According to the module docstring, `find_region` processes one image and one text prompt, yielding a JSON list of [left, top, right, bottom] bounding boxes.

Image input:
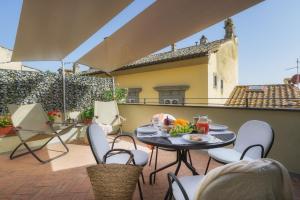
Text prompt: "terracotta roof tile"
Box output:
[[84, 39, 228, 75], [225, 84, 300, 109]]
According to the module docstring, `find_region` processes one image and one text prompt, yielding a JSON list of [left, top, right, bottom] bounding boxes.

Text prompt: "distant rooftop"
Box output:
[[226, 84, 300, 109], [85, 38, 229, 75]]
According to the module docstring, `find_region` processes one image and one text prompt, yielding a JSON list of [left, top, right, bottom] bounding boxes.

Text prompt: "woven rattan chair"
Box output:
[[87, 123, 148, 199], [87, 163, 143, 199], [94, 101, 126, 135], [8, 103, 74, 163]]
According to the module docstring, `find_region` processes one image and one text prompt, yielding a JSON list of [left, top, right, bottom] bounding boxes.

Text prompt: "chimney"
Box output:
[[224, 18, 235, 39], [171, 43, 176, 51], [72, 63, 80, 74], [200, 35, 208, 45]]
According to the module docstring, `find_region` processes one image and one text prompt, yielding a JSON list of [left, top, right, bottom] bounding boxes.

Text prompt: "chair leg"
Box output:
[[164, 188, 173, 200], [187, 150, 193, 166], [141, 171, 145, 184], [137, 179, 144, 200], [149, 147, 154, 166], [10, 135, 69, 164], [153, 146, 159, 184], [204, 156, 211, 175]]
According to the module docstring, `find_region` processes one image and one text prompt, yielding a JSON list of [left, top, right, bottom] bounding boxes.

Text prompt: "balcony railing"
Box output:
[[123, 97, 300, 110]]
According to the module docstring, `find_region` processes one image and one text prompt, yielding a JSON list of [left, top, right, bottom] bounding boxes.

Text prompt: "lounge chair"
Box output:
[[87, 123, 148, 199], [166, 159, 293, 200], [94, 101, 125, 135], [205, 120, 274, 174], [8, 103, 74, 163]]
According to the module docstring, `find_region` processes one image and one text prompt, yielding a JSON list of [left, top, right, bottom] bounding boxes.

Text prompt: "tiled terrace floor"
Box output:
[[0, 140, 299, 200]]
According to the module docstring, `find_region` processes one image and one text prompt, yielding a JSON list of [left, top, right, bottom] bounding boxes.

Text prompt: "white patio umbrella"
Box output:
[[11, 0, 132, 118], [78, 0, 263, 72]]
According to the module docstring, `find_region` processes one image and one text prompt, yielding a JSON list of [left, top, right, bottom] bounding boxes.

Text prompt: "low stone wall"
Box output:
[[0, 70, 112, 113]]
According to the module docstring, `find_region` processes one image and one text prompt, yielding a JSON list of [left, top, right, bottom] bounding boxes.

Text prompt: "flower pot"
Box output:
[[0, 126, 15, 137], [83, 119, 93, 125]]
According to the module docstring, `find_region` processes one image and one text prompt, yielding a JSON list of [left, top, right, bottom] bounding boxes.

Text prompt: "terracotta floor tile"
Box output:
[[0, 141, 299, 200]]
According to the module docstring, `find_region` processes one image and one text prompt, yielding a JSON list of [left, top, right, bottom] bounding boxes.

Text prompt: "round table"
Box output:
[[135, 128, 236, 184]]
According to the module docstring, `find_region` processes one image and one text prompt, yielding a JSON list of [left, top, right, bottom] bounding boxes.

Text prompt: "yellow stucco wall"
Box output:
[[118, 104, 300, 173], [207, 39, 238, 105], [113, 57, 209, 105]]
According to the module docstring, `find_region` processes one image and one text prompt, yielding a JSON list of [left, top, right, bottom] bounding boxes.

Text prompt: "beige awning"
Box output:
[[12, 0, 132, 61], [79, 0, 263, 72]]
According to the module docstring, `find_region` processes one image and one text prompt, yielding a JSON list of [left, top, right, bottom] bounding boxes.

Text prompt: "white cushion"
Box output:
[[208, 148, 253, 164], [234, 120, 273, 159], [105, 150, 148, 166], [172, 175, 203, 200]]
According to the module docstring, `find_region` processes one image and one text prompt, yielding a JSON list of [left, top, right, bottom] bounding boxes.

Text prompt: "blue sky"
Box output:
[[0, 0, 299, 85]]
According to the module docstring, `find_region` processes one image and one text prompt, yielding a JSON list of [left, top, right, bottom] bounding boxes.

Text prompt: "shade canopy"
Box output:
[[79, 0, 263, 72], [12, 0, 132, 61]]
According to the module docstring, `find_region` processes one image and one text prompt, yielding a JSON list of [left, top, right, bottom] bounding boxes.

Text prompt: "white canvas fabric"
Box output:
[[8, 103, 54, 141], [172, 159, 293, 200], [94, 101, 121, 127], [79, 0, 263, 72], [12, 0, 132, 61]]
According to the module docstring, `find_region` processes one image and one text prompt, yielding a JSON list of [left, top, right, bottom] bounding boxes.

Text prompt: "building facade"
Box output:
[[86, 19, 238, 105], [0, 46, 39, 72]]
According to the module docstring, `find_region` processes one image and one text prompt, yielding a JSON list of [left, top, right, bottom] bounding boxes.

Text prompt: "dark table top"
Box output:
[[135, 129, 236, 150]]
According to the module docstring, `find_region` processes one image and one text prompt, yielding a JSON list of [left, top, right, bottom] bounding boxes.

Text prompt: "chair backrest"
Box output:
[[94, 101, 121, 126], [234, 120, 274, 159], [87, 123, 110, 164], [8, 103, 54, 140], [197, 159, 293, 200]]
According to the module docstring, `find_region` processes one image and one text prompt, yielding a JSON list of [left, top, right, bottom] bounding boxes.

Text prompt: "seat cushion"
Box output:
[[208, 148, 253, 164], [105, 149, 148, 166], [172, 175, 203, 200]]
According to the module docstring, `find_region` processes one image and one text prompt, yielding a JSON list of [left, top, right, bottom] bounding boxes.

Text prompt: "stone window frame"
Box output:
[[154, 85, 190, 105], [126, 88, 142, 103]]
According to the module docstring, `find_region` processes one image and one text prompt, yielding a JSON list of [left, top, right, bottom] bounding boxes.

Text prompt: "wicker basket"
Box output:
[[87, 164, 143, 200]]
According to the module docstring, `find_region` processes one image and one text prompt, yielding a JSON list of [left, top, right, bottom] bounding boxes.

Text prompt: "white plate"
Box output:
[[137, 126, 158, 134], [182, 134, 210, 144], [209, 124, 228, 131]]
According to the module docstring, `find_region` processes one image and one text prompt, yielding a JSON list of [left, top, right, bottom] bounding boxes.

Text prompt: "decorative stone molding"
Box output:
[[154, 85, 189, 105], [127, 88, 142, 103]]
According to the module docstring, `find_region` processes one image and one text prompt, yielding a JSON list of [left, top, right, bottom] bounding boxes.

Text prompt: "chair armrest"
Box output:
[[167, 173, 189, 200], [111, 134, 137, 150], [55, 124, 75, 135], [103, 148, 134, 165], [240, 144, 264, 160]]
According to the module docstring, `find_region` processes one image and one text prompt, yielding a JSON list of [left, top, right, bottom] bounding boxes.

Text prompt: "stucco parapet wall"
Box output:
[[153, 85, 190, 91], [119, 103, 300, 112]]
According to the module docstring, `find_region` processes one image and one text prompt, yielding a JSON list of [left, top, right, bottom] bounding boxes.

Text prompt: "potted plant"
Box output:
[[0, 115, 15, 137], [81, 107, 94, 125], [47, 109, 62, 123]]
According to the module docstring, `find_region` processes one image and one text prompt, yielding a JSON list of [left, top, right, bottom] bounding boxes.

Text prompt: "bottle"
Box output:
[[196, 115, 209, 134], [164, 116, 170, 126]]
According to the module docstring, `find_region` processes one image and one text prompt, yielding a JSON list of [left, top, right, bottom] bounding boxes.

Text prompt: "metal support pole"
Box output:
[[61, 61, 66, 121]]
